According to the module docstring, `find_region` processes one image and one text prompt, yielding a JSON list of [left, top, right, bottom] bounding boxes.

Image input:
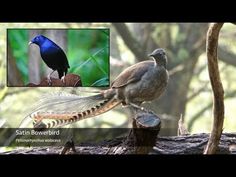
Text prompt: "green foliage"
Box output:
[[68, 29, 109, 86], [8, 29, 28, 83], [8, 29, 110, 86], [177, 48, 189, 62]]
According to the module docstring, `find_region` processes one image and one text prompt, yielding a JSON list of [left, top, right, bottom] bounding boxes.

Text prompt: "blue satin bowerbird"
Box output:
[[29, 35, 70, 84]]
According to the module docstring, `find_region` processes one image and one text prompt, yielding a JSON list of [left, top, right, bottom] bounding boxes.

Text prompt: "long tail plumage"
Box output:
[[27, 90, 121, 129]]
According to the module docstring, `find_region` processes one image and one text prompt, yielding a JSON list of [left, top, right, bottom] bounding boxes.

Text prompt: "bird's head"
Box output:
[[29, 35, 47, 46], [148, 48, 167, 68]]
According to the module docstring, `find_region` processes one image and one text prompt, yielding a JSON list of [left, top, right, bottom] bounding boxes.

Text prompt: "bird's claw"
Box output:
[[129, 103, 145, 111], [47, 75, 52, 86], [61, 76, 66, 84], [60, 139, 76, 154], [48, 80, 52, 86]]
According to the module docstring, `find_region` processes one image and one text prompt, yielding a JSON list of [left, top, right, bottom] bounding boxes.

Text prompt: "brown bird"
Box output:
[[30, 48, 169, 129]]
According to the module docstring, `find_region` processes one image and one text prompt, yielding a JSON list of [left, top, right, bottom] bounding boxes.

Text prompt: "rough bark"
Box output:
[[3, 133, 236, 154], [204, 23, 224, 154]]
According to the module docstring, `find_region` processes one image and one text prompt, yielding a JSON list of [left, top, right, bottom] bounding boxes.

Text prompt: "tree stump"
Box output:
[[26, 74, 82, 87]]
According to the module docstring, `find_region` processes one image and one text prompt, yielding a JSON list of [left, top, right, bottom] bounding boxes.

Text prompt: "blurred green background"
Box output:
[[7, 29, 109, 87]]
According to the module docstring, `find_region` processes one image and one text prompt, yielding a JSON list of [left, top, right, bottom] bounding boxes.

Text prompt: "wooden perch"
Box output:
[[204, 23, 224, 154], [26, 74, 82, 87], [130, 108, 161, 154], [56, 107, 161, 155]]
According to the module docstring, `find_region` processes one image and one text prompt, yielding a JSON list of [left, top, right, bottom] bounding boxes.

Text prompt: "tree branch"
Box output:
[[112, 23, 147, 60], [187, 82, 209, 102], [188, 90, 236, 131], [204, 23, 224, 154], [218, 46, 236, 66], [178, 115, 189, 136]]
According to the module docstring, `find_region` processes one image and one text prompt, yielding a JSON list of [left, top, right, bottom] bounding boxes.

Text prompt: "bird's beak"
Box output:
[[148, 54, 153, 58], [28, 41, 33, 45]]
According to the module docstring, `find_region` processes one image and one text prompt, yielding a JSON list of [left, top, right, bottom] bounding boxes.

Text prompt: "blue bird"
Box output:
[[29, 35, 70, 84]]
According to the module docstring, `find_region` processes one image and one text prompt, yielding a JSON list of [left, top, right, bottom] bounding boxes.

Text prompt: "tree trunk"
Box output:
[[7, 44, 23, 86], [204, 23, 224, 154], [29, 30, 43, 84]]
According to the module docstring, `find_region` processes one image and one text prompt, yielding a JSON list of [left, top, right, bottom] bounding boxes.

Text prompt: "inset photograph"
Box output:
[[7, 29, 110, 87]]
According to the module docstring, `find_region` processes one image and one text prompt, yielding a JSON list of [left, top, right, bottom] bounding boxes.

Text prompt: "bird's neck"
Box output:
[[40, 40, 54, 49], [154, 58, 167, 69]]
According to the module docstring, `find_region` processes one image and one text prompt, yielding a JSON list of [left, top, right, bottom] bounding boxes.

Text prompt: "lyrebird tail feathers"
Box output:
[[29, 91, 120, 129]]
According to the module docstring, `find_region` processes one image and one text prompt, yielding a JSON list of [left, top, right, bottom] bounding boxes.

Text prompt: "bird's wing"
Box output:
[[111, 60, 154, 88], [52, 47, 70, 68], [41, 44, 70, 69]]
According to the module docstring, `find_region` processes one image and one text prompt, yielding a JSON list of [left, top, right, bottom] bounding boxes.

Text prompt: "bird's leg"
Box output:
[[60, 129, 76, 154], [106, 104, 144, 154], [124, 103, 154, 148], [60, 138, 76, 155], [60, 72, 66, 84], [129, 103, 155, 115], [121, 102, 150, 112], [129, 103, 148, 112], [47, 70, 55, 85]]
